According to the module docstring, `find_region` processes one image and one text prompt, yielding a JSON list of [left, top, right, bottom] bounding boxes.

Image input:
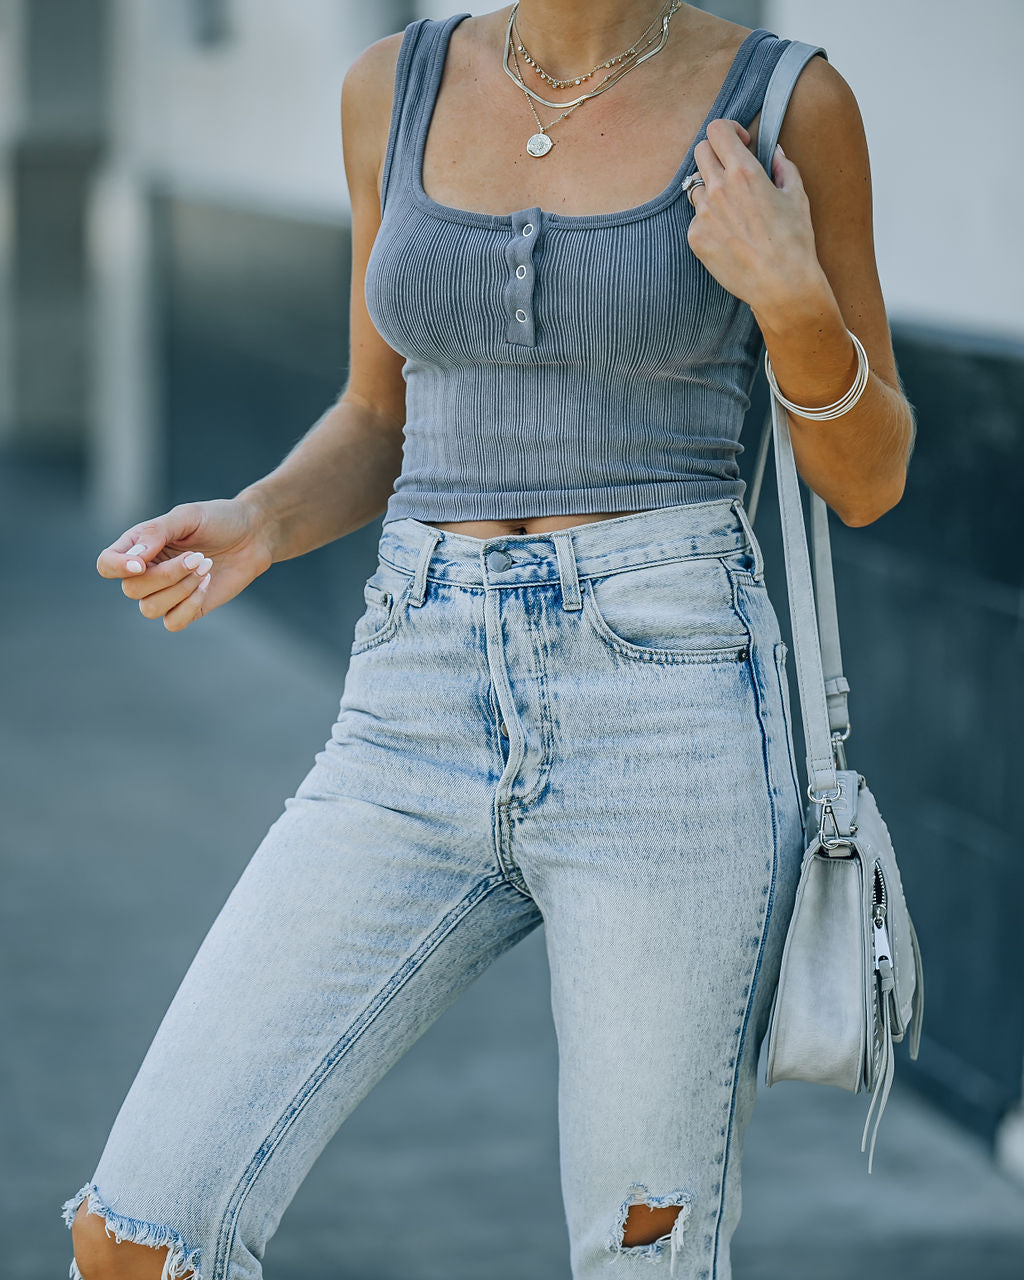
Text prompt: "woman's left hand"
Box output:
[[686, 118, 823, 313]]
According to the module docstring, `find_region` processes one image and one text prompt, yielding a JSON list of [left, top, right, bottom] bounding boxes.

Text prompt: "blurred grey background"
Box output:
[[1, 1, 1022, 1277]]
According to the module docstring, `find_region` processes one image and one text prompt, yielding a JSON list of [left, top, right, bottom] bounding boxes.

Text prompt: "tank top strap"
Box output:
[[379, 13, 471, 216], [710, 30, 793, 149]]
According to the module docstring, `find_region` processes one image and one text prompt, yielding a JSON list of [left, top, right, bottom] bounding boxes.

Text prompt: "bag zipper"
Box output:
[[871, 862, 894, 993]]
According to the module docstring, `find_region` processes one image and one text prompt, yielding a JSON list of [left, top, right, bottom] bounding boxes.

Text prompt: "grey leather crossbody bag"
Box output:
[[746, 40, 926, 1173]]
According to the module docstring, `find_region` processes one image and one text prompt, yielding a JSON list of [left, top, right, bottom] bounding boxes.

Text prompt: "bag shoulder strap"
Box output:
[[771, 388, 851, 797], [755, 39, 829, 174], [748, 38, 828, 522], [743, 40, 854, 796]]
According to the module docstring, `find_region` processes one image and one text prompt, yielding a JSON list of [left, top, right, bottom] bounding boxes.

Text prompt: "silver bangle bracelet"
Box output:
[[764, 328, 870, 421]]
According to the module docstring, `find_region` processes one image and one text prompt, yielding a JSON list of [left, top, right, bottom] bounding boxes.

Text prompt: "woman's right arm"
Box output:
[[236, 30, 409, 561], [96, 31, 409, 631]]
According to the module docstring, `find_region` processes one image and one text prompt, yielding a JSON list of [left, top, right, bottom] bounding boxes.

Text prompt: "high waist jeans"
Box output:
[[63, 496, 806, 1280]]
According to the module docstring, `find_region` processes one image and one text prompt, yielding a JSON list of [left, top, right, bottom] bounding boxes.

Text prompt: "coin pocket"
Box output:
[[719, 544, 760, 581], [350, 560, 414, 655]]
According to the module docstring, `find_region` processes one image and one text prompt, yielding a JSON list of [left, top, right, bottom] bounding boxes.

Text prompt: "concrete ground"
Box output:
[[2, 454, 1023, 1279]]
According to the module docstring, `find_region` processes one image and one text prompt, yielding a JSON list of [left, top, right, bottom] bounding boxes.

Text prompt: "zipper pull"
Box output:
[[873, 915, 895, 995]]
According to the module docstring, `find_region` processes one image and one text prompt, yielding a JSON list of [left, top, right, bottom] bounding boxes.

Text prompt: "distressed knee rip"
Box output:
[[62, 1182, 201, 1280], [608, 1183, 694, 1274]]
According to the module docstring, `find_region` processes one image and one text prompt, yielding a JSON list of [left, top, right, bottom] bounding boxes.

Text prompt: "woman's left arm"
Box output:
[[689, 58, 917, 527]]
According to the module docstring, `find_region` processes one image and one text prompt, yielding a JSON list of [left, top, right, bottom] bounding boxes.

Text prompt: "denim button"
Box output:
[[487, 549, 512, 572], [515, 309, 527, 323], [522, 223, 534, 236], [516, 264, 527, 278], [499, 721, 509, 738]]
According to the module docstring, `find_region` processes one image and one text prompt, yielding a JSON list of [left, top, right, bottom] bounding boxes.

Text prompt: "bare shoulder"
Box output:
[[341, 29, 406, 195], [776, 53, 867, 177], [772, 53, 873, 254], [343, 27, 405, 100]]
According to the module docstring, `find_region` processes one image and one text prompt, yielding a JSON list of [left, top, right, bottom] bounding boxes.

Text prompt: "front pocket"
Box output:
[[581, 554, 750, 663], [350, 559, 415, 655]]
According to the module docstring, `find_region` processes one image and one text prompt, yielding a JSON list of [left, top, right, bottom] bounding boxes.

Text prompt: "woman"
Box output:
[[65, 3, 915, 1277]]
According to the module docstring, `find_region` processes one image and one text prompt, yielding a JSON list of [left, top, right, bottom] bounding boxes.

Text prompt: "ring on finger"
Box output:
[[681, 171, 706, 208]]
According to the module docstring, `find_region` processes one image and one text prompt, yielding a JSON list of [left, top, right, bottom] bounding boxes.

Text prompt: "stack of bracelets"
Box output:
[[764, 328, 869, 420]]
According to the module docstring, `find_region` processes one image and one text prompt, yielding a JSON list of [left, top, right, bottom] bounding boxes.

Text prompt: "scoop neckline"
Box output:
[[409, 13, 772, 230]]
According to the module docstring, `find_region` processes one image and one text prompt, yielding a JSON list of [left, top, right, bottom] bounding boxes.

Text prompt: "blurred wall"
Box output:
[[766, 0, 1023, 344], [0, 1, 19, 442], [106, 0, 382, 220], [0, 0, 108, 454]]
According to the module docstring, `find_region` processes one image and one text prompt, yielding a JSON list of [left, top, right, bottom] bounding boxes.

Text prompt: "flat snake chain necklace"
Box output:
[[502, 0, 683, 157]]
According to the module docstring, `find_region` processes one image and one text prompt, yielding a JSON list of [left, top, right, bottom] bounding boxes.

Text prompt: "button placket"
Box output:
[[485, 551, 514, 746], [502, 208, 541, 346]]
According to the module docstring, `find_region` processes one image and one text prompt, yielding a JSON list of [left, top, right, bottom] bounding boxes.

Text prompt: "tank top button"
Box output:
[[514, 309, 527, 323], [516, 264, 527, 278], [522, 223, 534, 236]]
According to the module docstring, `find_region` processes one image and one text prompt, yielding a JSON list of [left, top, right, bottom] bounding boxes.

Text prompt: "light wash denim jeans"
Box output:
[[62, 496, 806, 1280]]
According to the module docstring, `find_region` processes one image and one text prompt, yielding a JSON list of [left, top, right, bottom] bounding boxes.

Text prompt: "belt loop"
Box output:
[[732, 498, 765, 583], [551, 529, 582, 611], [409, 526, 442, 607]]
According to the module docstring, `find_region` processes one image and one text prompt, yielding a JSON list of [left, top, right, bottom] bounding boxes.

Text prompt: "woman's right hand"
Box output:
[[95, 494, 277, 632]]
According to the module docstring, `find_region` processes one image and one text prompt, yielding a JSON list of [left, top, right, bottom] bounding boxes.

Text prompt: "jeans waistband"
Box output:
[[378, 497, 763, 610]]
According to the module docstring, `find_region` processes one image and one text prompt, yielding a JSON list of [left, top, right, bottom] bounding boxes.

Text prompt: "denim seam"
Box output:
[[411, 548, 744, 592], [772, 642, 805, 837], [510, 600, 555, 809], [535, 604, 556, 798], [488, 686, 524, 890], [723, 559, 767, 624], [494, 800, 535, 899], [211, 872, 508, 1279], [731, 497, 766, 582], [376, 552, 413, 576], [577, 547, 743, 583], [709, 579, 781, 1280]]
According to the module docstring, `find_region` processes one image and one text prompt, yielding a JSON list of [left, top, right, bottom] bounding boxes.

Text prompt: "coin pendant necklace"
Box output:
[[502, 0, 683, 158]]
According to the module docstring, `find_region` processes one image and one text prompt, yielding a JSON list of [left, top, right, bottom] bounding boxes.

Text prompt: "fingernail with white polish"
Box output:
[[198, 573, 211, 591], [196, 557, 212, 575], [126, 542, 147, 555], [126, 559, 144, 573], [183, 551, 203, 569]]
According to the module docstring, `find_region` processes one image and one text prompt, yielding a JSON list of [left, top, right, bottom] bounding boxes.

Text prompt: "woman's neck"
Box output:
[[508, 0, 684, 81]]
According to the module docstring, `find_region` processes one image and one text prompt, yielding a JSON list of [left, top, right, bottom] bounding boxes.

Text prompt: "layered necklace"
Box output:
[[501, 0, 683, 157]]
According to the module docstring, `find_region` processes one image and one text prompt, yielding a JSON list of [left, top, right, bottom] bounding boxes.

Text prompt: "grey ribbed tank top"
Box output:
[[366, 13, 793, 525]]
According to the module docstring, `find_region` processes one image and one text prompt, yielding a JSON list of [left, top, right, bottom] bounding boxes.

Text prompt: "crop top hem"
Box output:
[[382, 478, 747, 526]]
